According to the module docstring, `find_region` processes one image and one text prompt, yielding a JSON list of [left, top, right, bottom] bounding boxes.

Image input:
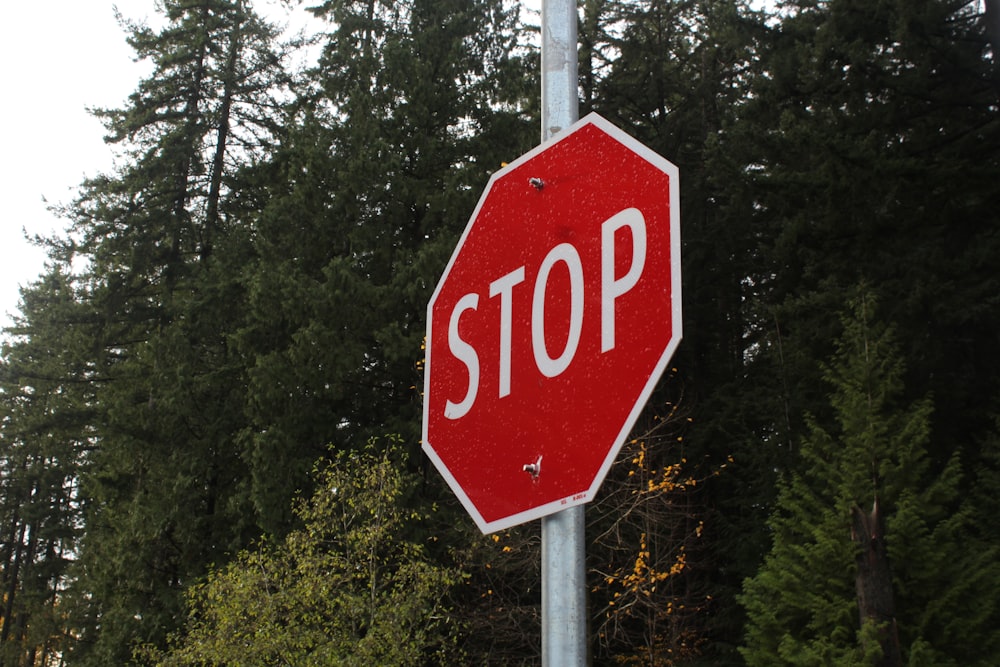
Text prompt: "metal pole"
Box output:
[[542, 505, 587, 666], [540, 2, 585, 665], [541, 0, 579, 143]]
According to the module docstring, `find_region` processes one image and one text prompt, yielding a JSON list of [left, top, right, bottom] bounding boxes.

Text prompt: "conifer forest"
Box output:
[[2, 0, 1000, 664]]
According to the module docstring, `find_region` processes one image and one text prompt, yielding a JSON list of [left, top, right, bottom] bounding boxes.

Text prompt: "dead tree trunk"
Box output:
[[851, 499, 902, 667]]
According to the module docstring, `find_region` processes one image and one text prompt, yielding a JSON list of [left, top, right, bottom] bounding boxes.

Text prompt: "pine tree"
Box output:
[[740, 293, 1000, 666], [749, 0, 1000, 464], [724, 0, 1000, 657], [234, 0, 536, 534], [53, 2, 294, 662], [0, 269, 93, 666]]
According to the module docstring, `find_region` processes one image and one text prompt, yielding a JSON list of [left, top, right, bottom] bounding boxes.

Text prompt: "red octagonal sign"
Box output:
[[422, 113, 681, 533]]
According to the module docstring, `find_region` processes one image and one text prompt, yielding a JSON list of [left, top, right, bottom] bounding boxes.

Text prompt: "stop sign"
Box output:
[[422, 113, 680, 533]]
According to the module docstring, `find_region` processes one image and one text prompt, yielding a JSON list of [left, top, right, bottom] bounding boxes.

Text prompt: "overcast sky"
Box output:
[[1, 2, 140, 329], [0, 0, 311, 332]]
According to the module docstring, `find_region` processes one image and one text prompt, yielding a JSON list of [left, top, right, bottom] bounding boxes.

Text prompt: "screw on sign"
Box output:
[[422, 113, 681, 533]]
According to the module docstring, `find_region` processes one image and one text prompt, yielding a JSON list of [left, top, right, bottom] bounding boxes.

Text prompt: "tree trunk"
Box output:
[[986, 0, 1000, 61], [203, 3, 243, 261], [851, 499, 902, 667]]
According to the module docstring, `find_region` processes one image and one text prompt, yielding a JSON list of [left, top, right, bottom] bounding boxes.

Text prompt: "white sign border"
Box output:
[[422, 112, 682, 534]]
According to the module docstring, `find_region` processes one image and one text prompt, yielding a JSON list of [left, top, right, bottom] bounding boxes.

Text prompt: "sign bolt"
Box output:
[[523, 456, 543, 479], [529, 177, 545, 190]]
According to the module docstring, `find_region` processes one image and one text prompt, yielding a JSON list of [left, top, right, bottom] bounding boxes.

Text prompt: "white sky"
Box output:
[[1, 2, 142, 329], [0, 0, 311, 332]]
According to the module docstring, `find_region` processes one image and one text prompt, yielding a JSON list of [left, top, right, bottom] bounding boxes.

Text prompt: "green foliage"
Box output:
[[49, 1, 292, 662], [719, 0, 1000, 658], [0, 269, 93, 666], [2, 0, 999, 663], [752, 0, 1000, 452], [149, 436, 461, 666], [233, 0, 536, 534], [740, 293, 1000, 666]]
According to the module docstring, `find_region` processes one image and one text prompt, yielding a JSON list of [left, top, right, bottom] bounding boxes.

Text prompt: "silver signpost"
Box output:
[[542, 506, 588, 665], [423, 2, 680, 663], [540, 2, 587, 665]]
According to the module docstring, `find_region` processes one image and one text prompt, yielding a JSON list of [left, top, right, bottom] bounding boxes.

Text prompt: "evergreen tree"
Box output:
[[0, 269, 93, 666], [53, 2, 294, 662], [234, 0, 536, 534], [718, 0, 1000, 656], [749, 0, 1000, 464], [740, 293, 1000, 666]]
